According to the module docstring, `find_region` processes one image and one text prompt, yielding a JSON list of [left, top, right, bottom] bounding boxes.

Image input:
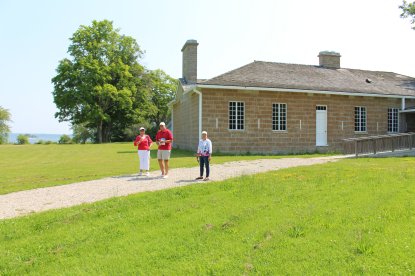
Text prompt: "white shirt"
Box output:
[[197, 139, 212, 156]]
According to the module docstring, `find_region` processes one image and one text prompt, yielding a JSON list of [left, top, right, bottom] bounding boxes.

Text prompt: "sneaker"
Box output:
[[162, 175, 168, 179], [204, 177, 210, 181], [195, 176, 203, 180], [138, 172, 143, 176], [146, 172, 150, 176]]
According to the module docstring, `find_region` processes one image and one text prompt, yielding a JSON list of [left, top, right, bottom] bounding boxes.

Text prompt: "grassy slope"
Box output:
[[0, 143, 326, 194], [1, 158, 414, 274]]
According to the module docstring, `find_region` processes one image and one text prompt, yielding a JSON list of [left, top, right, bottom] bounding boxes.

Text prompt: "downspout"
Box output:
[[194, 89, 202, 139]]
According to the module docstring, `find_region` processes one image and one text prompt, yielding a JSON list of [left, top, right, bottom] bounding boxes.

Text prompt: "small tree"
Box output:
[[59, 134, 73, 144], [71, 123, 94, 144], [147, 69, 178, 125], [16, 134, 29, 145], [0, 106, 12, 144]]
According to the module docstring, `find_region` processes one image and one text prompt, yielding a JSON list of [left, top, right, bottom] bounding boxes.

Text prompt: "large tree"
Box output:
[[52, 20, 151, 143], [0, 106, 12, 144], [400, 1, 415, 29]]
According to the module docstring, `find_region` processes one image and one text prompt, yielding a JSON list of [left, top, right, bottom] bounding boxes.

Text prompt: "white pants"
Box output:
[[138, 150, 150, 170]]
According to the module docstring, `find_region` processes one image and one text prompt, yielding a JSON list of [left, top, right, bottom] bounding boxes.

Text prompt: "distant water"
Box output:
[[8, 133, 71, 144]]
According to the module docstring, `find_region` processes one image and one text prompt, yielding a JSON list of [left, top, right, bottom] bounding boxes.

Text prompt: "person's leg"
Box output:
[[138, 151, 144, 175], [199, 156, 205, 177], [164, 160, 169, 175], [205, 157, 210, 178], [158, 160, 164, 175], [157, 150, 164, 175], [146, 150, 151, 175], [162, 150, 170, 176]]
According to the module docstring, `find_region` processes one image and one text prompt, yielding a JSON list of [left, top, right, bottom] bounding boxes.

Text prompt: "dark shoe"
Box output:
[[195, 176, 203, 180]]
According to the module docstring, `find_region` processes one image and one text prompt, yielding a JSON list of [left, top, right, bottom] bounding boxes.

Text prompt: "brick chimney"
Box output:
[[318, 51, 341, 69], [181, 39, 198, 83]]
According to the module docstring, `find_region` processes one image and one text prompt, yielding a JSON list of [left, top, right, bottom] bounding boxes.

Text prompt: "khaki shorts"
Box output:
[[157, 150, 171, 160]]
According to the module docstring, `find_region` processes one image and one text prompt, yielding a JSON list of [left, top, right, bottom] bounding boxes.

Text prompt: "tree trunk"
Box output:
[[97, 120, 103, 144], [102, 123, 111, 143]]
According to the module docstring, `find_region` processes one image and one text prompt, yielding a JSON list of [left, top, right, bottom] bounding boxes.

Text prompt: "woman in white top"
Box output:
[[195, 131, 212, 181]]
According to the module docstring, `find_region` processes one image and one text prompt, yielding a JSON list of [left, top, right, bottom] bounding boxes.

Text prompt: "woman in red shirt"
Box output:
[[133, 127, 153, 176]]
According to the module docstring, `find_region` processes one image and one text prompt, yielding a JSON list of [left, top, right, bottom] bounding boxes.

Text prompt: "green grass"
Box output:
[[1, 158, 414, 274], [0, 143, 328, 194]]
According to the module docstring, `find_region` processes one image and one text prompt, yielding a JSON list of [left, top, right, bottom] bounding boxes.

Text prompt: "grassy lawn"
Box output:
[[0, 143, 328, 195], [1, 157, 414, 274]]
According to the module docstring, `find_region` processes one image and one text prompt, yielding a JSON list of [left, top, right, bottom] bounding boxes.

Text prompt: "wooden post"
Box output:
[[355, 140, 358, 157], [373, 140, 377, 155]]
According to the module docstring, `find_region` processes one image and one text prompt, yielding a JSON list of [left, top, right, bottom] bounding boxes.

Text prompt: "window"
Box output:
[[354, 106, 367, 132], [388, 108, 399, 133], [229, 101, 244, 130], [272, 103, 287, 131]]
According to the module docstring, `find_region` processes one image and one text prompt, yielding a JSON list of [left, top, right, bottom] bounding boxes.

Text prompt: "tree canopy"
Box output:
[[52, 20, 163, 143], [147, 69, 178, 125], [0, 106, 12, 144], [400, 1, 415, 29]]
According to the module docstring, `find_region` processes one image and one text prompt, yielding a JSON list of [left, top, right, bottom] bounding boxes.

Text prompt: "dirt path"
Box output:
[[0, 156, 345, 220]]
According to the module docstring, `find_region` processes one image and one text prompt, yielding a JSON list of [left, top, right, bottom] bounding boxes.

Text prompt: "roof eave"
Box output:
[[196, 84, 415, 99]]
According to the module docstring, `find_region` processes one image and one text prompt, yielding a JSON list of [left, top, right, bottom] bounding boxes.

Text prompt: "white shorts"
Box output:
[[157, 150, 171, 160]]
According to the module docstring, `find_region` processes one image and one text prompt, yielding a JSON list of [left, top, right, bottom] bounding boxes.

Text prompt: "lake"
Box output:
[[8, 133, 70, 144]]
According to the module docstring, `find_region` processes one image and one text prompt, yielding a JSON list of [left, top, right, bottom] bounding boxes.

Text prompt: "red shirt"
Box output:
[[134, 135, 153, 150], [155, 129, 173, 150]]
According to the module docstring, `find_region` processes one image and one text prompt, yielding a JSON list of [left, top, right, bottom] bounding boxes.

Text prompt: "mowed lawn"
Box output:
[[0, 143, 323, 195], [1, 157, 414, 274]]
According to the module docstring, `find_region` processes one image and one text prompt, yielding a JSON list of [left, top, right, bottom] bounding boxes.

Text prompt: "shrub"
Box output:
[[59, 134, 73, 144], [16, 134, 29, 145]]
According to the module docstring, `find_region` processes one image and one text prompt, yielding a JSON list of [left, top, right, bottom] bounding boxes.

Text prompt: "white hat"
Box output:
[[201, 131, 207, 135], [139, 127, 145, 131], [159, 122, 166, 126]]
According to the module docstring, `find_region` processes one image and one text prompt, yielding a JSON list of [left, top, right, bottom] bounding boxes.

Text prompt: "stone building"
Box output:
[[169, 40, 415, 153]]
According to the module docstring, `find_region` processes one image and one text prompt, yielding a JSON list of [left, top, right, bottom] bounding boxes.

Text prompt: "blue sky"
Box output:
[[1, 0, 415, 134]]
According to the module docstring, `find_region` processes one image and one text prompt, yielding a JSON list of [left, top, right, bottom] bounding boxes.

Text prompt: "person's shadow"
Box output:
[[126, 176, 160, 181], [175, 179, 201, 183]]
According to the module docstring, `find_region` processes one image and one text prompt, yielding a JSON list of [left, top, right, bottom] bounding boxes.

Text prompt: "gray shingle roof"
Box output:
[[200, 61, 415, 97]]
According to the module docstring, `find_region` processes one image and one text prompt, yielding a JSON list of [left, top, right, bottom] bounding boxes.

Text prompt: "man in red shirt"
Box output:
[[155, 122, 173, 178]]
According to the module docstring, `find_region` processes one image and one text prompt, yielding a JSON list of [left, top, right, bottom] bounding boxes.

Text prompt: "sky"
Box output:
[[1, 0, 415, 134]]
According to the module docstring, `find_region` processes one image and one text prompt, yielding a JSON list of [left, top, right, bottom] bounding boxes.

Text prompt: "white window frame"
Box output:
[[272, 103, 287, 131], [388, 108, 399, 133], [354, 106, 367, 133], [228, 101, 245, 130]]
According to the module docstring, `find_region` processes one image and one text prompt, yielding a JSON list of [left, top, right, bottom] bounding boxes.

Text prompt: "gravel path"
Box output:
[[0, 156, 345, 220]]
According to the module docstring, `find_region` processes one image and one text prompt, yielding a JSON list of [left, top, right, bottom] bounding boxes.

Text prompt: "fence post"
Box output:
[[391, 137, 395, 152], [355, 140, 358, 157], [373, 139, 377, 155], [410, 134, 413, 150]]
